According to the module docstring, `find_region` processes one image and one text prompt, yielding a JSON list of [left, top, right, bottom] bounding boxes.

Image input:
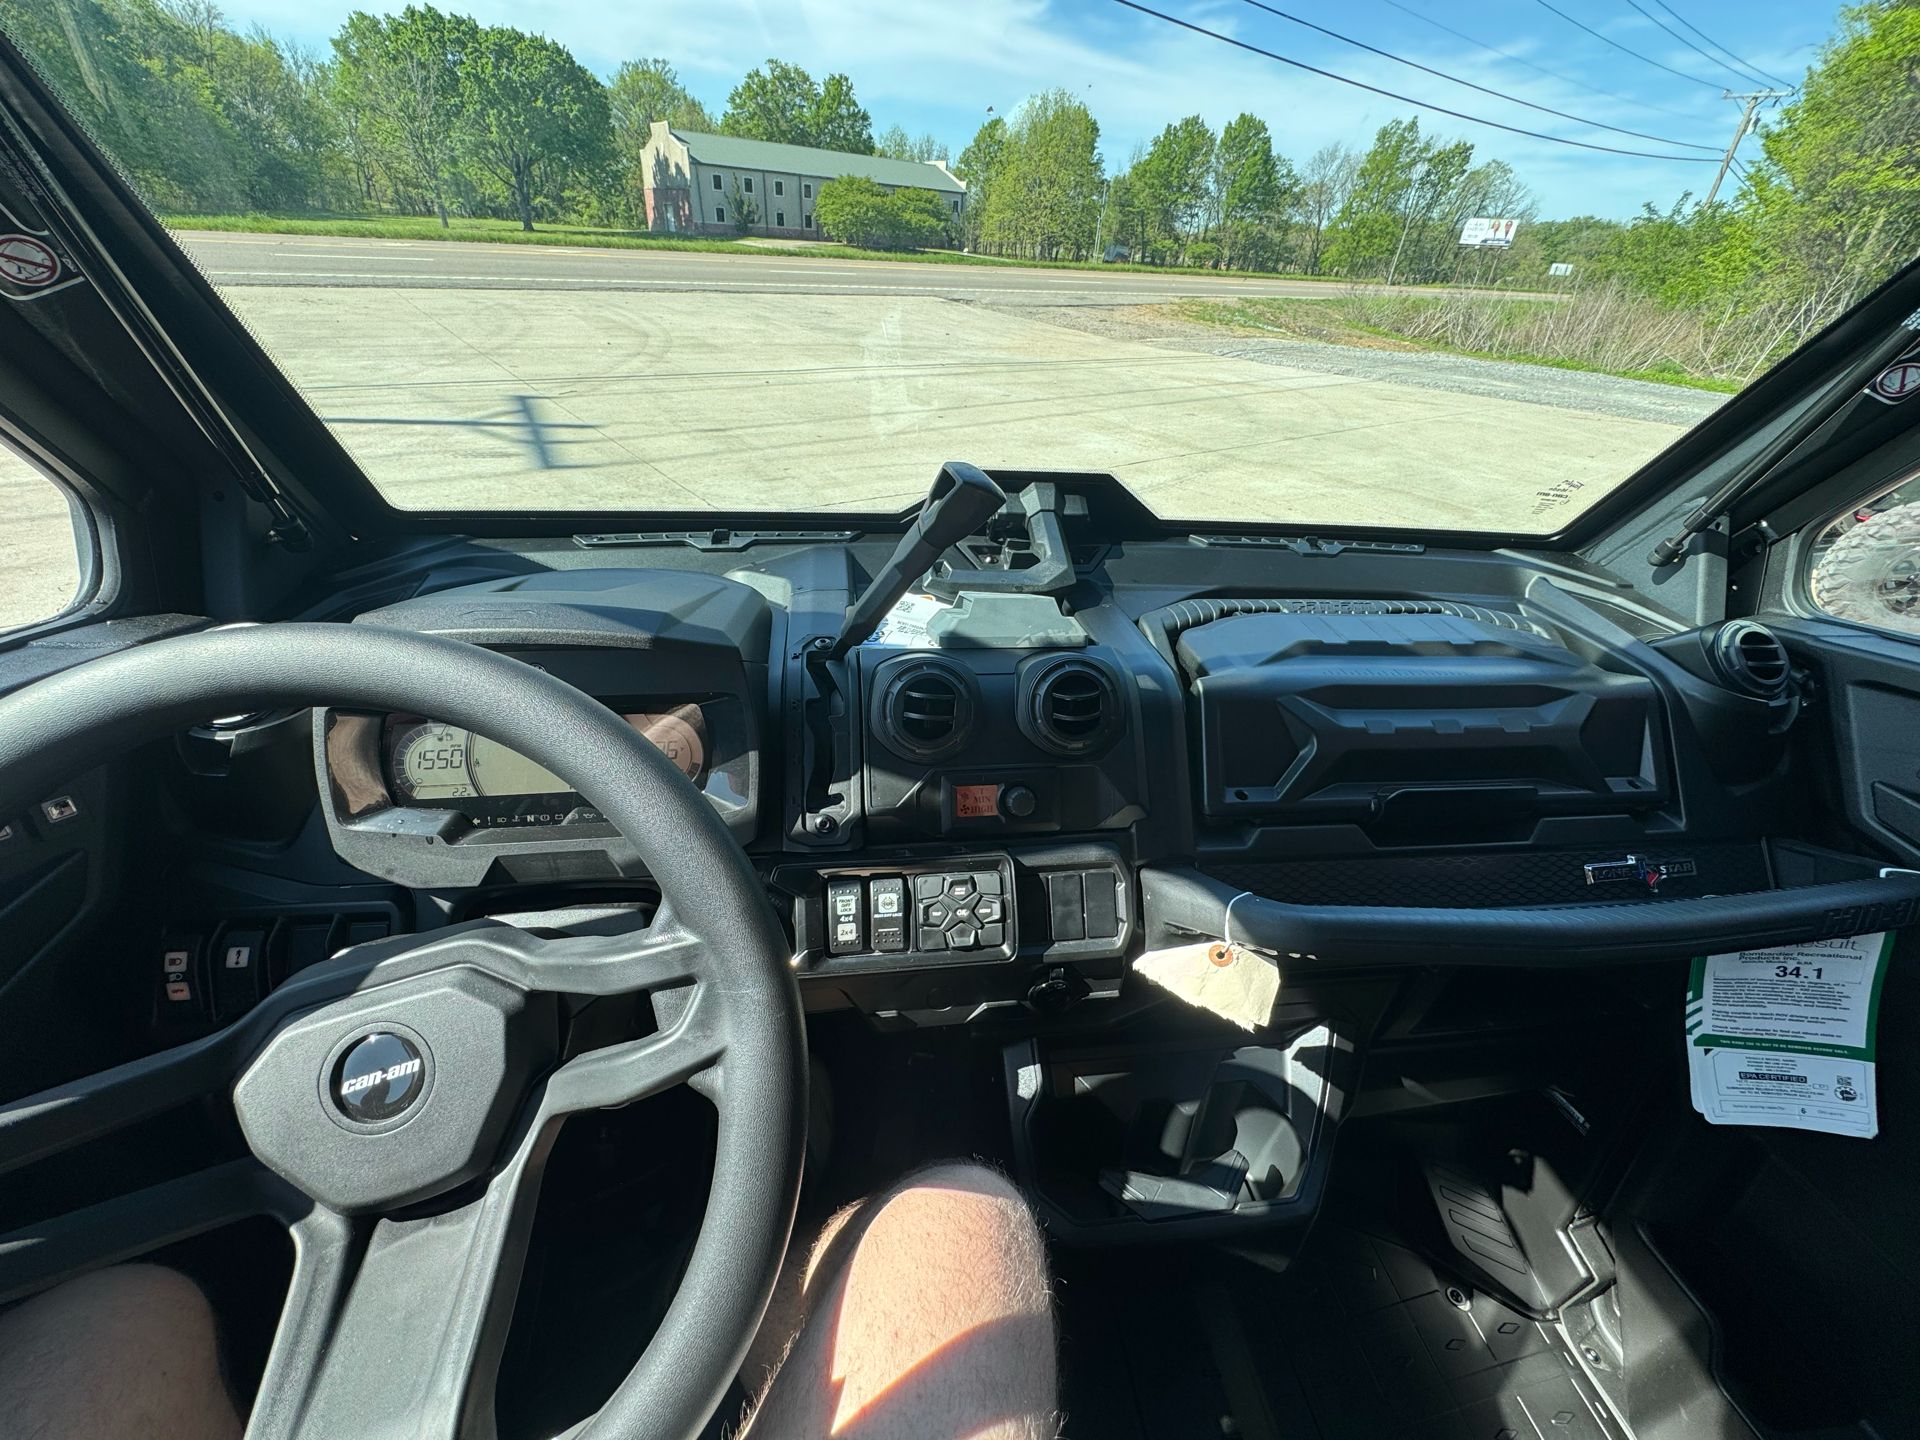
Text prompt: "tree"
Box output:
[[1213, 113, 1282, 228], [876, 124, 949, 163], [608, 58, 712, 225], [813, 176, 946, 249], [887, 186, 953, 246], [1296, 142, 1359, 274], [720, 59, 873, 153], [1740, 0, 1920, 320], [331, 6, 478, 225], [609, 59, 712, 140], [1321, 118, 1471, 282], [979, 90, 1102, 260], [954, 116, 1008, 250], [1128, 115, 1214, 261], [1211, 113, 1291, 268], [455, 25, 612, 230], [1385, 137, 1471, 285], [814, 174, 890, 245], [809, 72, 874, 153], [726, 176, 758, 234]]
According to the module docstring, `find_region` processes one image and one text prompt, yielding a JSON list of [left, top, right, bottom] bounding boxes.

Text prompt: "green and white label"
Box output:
[[1686, 933, 1893, 1139]]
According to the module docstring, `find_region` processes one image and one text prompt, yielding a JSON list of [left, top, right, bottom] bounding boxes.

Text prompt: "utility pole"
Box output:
[[1706, 88, 1793, 205]]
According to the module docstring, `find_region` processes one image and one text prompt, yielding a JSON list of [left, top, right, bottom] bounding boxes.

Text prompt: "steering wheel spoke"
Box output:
[[451, 905, 708, 999], [548, 982, 726, 1115], [0, 1159, 299, 1307], [246, 1117, 555, 1440]]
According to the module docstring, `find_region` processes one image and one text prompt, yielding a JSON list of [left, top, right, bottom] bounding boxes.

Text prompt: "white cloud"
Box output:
[[212, 0, 1820, 218]]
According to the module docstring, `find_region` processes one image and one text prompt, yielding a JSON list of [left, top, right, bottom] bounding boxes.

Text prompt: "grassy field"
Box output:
[[1172, 295, 1744, 393], [162, 212, 1361, 283]]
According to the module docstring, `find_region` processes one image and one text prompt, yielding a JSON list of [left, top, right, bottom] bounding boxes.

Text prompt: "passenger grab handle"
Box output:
[[1139, 865, 1920, 969]]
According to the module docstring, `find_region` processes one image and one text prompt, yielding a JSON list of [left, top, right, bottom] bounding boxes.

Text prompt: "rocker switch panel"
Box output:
[[826, 879, 866, 955]]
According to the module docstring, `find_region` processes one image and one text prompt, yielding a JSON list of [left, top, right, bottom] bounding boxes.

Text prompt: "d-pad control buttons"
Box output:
[[914, 870, 1007, 951]]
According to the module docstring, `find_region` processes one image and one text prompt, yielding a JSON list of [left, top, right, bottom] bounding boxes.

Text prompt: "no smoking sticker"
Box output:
[[1869, 360, 1920, 404], [0, 233, 61, 287], [0, 206, 82, 300]]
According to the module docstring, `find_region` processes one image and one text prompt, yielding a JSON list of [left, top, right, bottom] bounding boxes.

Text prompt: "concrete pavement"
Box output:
[[0, 450, 81, 631], [2, 233, 1715, 626]]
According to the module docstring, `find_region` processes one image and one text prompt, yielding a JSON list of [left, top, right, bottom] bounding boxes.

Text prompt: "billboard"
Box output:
[[1459, 217, 1519, 248]]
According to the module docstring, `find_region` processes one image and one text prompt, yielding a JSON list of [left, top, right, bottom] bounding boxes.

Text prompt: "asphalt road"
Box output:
[[177, 230, 1550, 305]]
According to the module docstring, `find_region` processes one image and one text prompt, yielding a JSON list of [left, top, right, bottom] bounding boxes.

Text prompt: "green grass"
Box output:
[[1170, 296, 1742, 393], [161, 211, 1363, 282], [165, 212, 764, 254]]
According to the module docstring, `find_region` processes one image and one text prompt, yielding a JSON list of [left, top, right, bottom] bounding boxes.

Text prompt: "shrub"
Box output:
[[815, 176, 951, 250]]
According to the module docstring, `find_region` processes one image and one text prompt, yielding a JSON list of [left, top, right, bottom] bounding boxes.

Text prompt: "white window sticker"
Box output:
[[1685, 933, 1893, 1139]]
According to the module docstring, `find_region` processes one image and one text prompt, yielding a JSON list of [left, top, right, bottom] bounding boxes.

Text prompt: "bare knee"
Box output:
[[0, 1265, 239, 1440], [852, 1162, 1050, 1310], [749, 1161, 1057, 1439]]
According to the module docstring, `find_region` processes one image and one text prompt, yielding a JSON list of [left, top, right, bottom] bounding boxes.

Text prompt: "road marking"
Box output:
[[201, 269, 1303, 302]]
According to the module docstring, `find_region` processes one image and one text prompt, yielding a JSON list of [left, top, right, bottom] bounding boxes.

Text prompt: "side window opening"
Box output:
[[0, 442, 86, 633], [1806, 474, 1920, 637]]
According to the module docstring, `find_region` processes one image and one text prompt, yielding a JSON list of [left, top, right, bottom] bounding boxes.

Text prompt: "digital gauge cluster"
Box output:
[[382, 705, 707, 824]]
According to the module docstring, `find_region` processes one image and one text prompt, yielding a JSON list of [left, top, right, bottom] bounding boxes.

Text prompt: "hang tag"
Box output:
[[1685, 932, 1892, 1139], [1133, 941, 1281, 1032]]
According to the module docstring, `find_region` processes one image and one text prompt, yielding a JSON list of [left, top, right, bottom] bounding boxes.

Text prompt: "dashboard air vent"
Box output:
[[1713, 621, 1791, 698], [877, 661, 975, 761], [1024, 658, 1120, 755]]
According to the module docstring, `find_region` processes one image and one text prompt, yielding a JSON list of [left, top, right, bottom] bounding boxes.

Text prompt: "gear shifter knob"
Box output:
[[828, 462, 1007, 659]]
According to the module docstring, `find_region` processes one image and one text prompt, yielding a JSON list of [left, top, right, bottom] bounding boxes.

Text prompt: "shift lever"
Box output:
[[827, 462, 1006, 659]]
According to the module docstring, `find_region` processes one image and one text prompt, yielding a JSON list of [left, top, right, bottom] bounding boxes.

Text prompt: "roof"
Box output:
[[670, 130, 964, 193]]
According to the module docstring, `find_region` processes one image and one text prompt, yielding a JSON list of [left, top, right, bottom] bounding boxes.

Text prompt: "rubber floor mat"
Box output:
[[1055, 1226, 1624, 1440]]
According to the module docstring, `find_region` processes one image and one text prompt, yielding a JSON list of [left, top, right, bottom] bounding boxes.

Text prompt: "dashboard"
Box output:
[[13, 471, 1900, 1058], [231, 474, 1876, 1025]]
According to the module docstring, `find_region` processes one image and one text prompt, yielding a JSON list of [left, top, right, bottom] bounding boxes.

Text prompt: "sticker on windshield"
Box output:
[[1868, 359, 1920, 405], [0, 203, 82, 301]]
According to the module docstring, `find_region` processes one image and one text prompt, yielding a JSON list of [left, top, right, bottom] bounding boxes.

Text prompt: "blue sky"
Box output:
[[218, 0, 1841, 220]]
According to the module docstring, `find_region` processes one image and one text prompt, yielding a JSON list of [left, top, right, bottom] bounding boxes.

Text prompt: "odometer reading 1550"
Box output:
[[391, 722, 477, 799]]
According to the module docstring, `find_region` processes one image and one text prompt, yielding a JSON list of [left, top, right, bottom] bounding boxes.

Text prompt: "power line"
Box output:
[[1649, 0, 1796, 90], [1529, 0, 1725, 90], [1372, 0, 1707, 126], [1620, 0, 1768, 88], [1108, 0, 1719, 162], [1235, 0, 1720, 151]]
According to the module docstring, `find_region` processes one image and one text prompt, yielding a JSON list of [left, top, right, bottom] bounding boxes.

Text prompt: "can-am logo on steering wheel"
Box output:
[[332, 1030, 429, 1123]]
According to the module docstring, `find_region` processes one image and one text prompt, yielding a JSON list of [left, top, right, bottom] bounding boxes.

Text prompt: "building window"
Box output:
[[951, 199, 960, 214], [803, 182, 813, 199], [743, 177, 754, 194], [774, 179, 785, 196], [776, 211, 786, 227], [711, 173, 723, 191], [715, 205, 725, 223], [804, 213, 814, 229]]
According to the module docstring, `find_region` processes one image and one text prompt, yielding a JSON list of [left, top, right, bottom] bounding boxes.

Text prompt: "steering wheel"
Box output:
[[0, 624, 806, 1440]]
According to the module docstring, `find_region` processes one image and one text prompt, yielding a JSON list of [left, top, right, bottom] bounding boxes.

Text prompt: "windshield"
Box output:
[[3, 0, 1911, 533]]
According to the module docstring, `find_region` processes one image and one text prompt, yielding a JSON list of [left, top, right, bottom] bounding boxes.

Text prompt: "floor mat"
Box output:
[[1055, 1226, 1624, 1440]]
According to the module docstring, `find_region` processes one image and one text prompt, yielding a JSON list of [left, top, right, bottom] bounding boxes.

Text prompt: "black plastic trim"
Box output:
[[1141, 863, 1920, 967]]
